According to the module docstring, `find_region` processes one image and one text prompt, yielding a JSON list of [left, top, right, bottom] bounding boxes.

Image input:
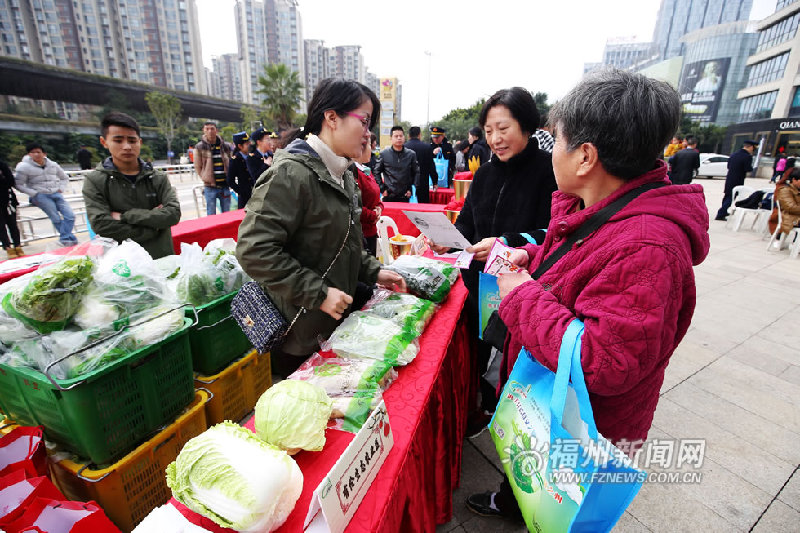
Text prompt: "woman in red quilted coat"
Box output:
[[353, 142, 383, 256], [467, 68, 711, 519]]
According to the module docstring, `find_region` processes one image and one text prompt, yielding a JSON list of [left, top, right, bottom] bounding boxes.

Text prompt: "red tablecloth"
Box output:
[[171, 280, 473, 532], [382, 202, 447, 238], [170, 209, 245, 252], [429, 188, 454, 204]]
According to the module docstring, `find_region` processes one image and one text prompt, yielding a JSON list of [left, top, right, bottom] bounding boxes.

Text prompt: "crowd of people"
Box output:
[[9, 66, 800, 524]]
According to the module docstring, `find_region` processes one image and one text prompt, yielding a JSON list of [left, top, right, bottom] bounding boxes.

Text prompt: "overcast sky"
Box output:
[[196, 0, 777, 125]]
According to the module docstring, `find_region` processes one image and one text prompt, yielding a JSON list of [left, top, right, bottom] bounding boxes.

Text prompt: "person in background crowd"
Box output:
[[429, 86, 558, 444], [430, 125, 456, 186], [14, 142, 77, 246], [664, 135, 682, 159], [455, 140, 470, 172], [375, 126, 419, 202], [236, 78, 405, 377], [405, 126, 437, 203], [467, 68, 710, 521], [194, 121, 232, 215], [775, 168, 800, 236], [668, 135, 700, 185], [227, 131, 253, 209], [268, 131, 280, 154], [83, 112, 181, 259], [247, 128, 273, 183], [76, 145, 93, 170], [772, 152, 787, 183], [353, 140, 383, 256], [715, 140, 755, 221], [0, 159, 22, 258], [465, 126, 491, 171], [365, 133, 380, 176]]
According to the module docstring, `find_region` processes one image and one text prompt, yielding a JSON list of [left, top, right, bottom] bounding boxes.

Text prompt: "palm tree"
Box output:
[[256, 63, 304, 131]]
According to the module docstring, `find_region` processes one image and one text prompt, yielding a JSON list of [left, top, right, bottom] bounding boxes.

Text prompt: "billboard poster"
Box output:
[[679, 58, 730, 123]]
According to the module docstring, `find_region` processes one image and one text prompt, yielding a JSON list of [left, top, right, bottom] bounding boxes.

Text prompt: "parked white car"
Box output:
[[696, 153, 729, 179]]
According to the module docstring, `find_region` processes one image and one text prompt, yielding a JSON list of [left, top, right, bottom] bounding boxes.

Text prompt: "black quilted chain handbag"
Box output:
[[232, 220, 352, 353]]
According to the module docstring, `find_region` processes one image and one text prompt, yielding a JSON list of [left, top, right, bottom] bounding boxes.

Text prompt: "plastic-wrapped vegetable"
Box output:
[[288, 353, 396, 394], [322, 311, 419, 366], [174, 242, 249, 306], [363, 289, 436, 337], [1, 256, 94, 333], [386, 255, 458, 303], [288, 353, 397, 432], [91, 240, 170, 319]]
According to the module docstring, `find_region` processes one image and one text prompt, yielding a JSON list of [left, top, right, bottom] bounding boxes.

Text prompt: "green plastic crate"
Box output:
[[0, 318, 195, 465], [186, 291, 252, 375]]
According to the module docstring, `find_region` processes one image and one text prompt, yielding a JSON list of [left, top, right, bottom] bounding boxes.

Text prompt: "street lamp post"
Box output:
[[425, 50, 432, 127]]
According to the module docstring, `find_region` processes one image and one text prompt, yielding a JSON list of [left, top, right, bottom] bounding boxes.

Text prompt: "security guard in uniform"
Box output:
[[246, 128, 273, 184], [227, 131, 253, 209]]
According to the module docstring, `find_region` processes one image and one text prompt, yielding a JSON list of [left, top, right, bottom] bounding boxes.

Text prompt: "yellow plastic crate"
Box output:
[[49, 389, 210, 532], [0, 416, 18, 436], [195, 349, 272, 426]]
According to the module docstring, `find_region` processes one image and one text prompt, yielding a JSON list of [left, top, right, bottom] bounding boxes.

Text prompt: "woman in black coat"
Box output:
[[429, 87, 557, 443]]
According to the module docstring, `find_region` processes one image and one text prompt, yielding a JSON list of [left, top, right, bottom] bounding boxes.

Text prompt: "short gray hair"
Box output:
[[549, 68, 680, 180]]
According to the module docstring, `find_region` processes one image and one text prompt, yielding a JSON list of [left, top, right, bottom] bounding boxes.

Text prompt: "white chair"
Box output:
[[788, 228, 800, 259], [766, 206, 788, 251], [732, 186, 774, 234], [726, 185, 755, 230], [376, 215, 399, 265]]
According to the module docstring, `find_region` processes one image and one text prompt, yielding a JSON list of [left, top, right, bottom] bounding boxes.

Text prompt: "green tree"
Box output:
[[240, 105, 262, 132], [256, 63, 304, 130], [145, 91, 183, 162], [434, 99, 485, 141], [532, 92, 550, 126], [677, 114, 728, 153]]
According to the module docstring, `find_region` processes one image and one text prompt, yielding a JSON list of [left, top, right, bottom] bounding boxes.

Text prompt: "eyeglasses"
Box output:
[[346, 112, 371, 131]]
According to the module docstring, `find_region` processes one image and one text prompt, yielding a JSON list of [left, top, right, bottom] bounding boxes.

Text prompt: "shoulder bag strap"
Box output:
[[531, 182, 667, 280]]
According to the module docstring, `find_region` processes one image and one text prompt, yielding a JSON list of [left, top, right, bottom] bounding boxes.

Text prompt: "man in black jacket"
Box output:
[[715, 140, 756, 220], [430, 125, 456, 186], [404, 126, 437, 203], [668, 135, 700, 185], [375, 126, 419, 202]]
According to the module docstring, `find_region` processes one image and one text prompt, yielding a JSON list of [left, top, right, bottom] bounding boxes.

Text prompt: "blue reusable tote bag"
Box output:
[[489, 320, 644, 532], [433, 152, 449, 188]]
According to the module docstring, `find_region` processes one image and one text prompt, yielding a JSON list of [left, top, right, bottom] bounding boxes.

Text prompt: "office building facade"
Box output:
[[236, 0, 304, 105], [652, 0, 753, 60], [727, 1, 800, 155], [210, 53, 244, 102]]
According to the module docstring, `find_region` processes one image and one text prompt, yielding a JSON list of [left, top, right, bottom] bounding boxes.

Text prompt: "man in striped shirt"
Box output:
[[194, 121, 232, 215]]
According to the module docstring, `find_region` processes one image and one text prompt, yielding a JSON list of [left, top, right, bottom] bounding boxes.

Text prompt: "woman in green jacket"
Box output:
[[236, 79, 405, 376]]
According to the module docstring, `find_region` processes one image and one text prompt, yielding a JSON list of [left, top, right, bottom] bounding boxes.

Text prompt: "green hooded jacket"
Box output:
[[82, 158, 181, 259], [236, 139, 381, 356]]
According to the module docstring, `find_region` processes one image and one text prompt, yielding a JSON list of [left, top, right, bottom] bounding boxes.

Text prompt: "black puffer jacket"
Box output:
[[455, 137, 557, 292]]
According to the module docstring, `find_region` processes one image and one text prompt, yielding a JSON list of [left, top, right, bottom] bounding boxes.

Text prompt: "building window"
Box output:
[[789, 87, 800, 117], [746, 52, 790, 87], [756, 12, 800, 53], [738, 91, 778, 122]]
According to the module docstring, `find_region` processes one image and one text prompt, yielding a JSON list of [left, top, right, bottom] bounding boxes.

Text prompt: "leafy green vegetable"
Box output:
[[4, 257, 94, 332], [166, 422, 303, 532], [255, 380, 332, 453]]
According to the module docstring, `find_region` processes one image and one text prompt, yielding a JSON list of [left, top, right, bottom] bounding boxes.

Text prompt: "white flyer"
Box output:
[[401, 211, 472, 250]]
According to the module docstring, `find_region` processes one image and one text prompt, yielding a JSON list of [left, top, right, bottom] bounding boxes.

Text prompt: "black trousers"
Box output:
[[0, 209, 20, 249]]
